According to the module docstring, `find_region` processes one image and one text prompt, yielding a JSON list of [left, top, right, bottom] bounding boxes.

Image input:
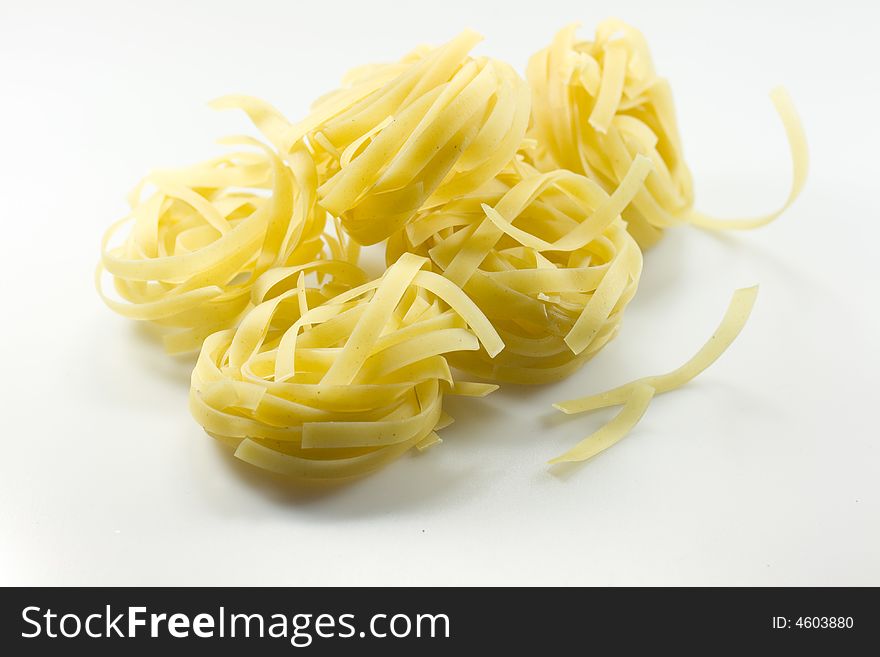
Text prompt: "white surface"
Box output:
[[1, 0, 878, 586]]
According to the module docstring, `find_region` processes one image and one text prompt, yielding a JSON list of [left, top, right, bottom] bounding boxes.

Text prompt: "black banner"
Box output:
[[1, 587, 875, 653]]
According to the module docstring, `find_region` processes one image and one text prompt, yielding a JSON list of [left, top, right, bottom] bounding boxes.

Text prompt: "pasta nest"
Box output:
[[527, 19, 807, 248], [217, 30, 531, 246], [97, 138, 357, 353], [386, 156, 652, 384], [189, 253, 502, 479], [527, 19, 693, 249]]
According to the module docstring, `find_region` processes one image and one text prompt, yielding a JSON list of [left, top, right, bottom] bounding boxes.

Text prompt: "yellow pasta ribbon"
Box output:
[[527, 19, 808, 249], [550, 286, 758, 463]]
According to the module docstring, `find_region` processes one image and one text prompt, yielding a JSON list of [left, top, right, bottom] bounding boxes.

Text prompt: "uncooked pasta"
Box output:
[[527, 19, 807, 249], [215, 30, 530, 246], [190, 253, 501, 479], [550, 286, 758, 463], [97, 137, 358, 353], [96, 23, 808, 480], [388, 155, 652, 383]]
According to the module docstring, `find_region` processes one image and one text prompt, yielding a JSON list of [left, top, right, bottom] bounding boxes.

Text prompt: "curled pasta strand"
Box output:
[[684, 88, 808, 230]]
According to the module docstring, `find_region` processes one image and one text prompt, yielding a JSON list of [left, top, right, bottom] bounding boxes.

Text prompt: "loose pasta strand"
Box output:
[[550, 286, 758, 464]]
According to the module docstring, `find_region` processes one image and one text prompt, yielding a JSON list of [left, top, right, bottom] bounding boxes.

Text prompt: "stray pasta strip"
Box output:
[[96, 135, 358, 353], [388, 155, 651, 383], [189, 253, 502, 480], [527, 19, 807, 249], [550, 286, 758, 463]]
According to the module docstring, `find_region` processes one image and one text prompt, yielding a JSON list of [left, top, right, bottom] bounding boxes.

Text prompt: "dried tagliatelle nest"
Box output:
[[97, 138, 360, 353], [191, 253, 502, 479], [97, 20, 807, 481], [526, 19, 807, 249]]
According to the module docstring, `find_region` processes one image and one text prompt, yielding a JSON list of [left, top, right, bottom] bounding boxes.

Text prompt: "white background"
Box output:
[[1, 0, 878, 586]]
